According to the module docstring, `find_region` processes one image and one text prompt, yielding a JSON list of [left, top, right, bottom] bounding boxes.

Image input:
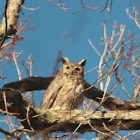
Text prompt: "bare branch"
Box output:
[[0, 0, 25, 47], [100, 0, 109, 12], [99, 0, 113, 28], [1, 89, 140, 137], [80, 0, 99, 10], [13, 51, 23, 80], [48, 0, 70, 12], [3, 77, 140, 110], [126, 6, 140, 28], [21, 6, 40, 11], [3, 77, 54, 92]]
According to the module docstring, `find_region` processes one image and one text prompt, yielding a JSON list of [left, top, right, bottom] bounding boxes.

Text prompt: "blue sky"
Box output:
[[0, 0, 140, 139]]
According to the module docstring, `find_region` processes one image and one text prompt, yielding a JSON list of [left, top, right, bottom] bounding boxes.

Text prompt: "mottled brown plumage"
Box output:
[[41, 57, 86, 110]]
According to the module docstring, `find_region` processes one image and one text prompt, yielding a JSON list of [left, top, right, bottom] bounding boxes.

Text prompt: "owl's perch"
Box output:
[[3, 76, 140, 110], [0, 88, 140, 136]]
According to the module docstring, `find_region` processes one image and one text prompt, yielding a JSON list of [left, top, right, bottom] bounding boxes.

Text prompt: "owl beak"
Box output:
[[71, 70, 75, 75], [71, 68, 78, 75], [69, 68, 75, 75]]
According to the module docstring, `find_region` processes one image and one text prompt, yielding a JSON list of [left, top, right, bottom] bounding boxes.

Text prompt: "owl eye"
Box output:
[[66, 66, 70, 69], [75, 67, 80, 71]]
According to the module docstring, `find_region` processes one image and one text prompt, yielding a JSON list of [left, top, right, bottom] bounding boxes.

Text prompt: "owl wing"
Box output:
[[41, 74, 64, 110], [48, 77, 84, 110]]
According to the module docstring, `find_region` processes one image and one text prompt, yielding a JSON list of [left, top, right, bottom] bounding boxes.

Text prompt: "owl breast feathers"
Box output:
[[41, 57, 86, 110]]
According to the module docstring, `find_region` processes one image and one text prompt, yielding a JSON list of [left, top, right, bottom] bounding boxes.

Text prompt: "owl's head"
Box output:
[[61, 57, 86, 77]]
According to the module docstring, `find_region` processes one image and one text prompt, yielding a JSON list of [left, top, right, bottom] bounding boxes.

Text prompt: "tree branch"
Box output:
[[3, 77, 54, 92], [3, 77, 140, 111], [0, 89, 140, 138], [0, 0, 25, 47], [0, 89, 45, 130]]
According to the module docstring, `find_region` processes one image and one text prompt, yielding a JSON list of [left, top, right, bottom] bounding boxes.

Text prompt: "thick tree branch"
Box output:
[[0, 0, 25, 47], [84, 81, 140, 110], [3, 77, 54, 92], [0, 89, 140, 137], [3, 77, 140, 111], [0, 89, 46, 130]]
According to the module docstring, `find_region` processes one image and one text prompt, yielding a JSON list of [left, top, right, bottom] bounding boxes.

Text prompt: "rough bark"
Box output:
[[0, 89, 140, 137], [3, 77, 140, 111], [0, 0, 25, 47]]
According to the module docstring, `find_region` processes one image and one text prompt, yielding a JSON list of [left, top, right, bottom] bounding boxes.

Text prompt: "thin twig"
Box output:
[[88, 39, 101, 57], [48, 0, 70, 12], [134, 11, 140, 28], [21, 6, 40, 10], [100, 0, 109, 12], [98, 24, 108, 91], [99, 0, 113, 29], [80, 0, 99, 10], [13, 51, 22, 80]]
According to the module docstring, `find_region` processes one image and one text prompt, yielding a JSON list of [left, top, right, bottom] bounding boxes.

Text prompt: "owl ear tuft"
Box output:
[[61, 57, 69, 64], [78, 59, 86, 66]]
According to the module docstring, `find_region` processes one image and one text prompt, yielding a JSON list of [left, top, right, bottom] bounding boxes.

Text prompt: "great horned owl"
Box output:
[[41, 57, 86, 110]]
